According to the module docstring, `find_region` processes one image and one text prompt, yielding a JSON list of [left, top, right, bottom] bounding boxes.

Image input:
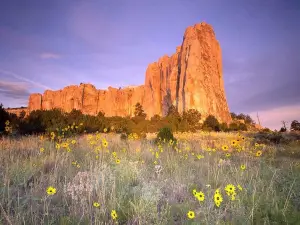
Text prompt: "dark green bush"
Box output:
[[202, 115, 220, 131], [291, 120, 300, 131], [0, 104, 11, 135], [155, 127, 176, 143]]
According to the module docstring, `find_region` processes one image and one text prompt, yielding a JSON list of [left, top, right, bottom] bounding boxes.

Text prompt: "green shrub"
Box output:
[[202, 115, 220, 131], [155, 127, 176, 143]]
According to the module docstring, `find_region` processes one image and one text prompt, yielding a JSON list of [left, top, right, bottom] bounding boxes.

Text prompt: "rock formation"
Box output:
[[27, 22, 231, 123]]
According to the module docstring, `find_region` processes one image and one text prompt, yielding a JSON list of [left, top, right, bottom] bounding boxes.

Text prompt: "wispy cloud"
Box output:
[[40, 52, 61, 59], [0, 69, 52, 90], [0, 80, 30, 100]]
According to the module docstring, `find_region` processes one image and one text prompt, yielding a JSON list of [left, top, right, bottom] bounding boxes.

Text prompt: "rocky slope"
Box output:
[[28, 22, 231, 123]]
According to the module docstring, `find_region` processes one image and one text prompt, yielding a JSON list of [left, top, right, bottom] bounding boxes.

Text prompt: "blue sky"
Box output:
[[0, 0, 299, 129]]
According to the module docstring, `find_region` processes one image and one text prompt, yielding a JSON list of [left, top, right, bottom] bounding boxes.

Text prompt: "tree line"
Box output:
[[2, 102, 297, 137]]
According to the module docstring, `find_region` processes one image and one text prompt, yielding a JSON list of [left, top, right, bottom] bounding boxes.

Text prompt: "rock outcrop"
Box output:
[[27, 22, 231, 123], [5, 107, 29, 117]]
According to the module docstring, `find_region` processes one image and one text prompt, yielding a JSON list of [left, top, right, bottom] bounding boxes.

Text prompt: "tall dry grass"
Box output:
[[0, 132, 300, 224]]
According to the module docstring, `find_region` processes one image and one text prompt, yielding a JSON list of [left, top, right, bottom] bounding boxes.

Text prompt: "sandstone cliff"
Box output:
[[27, 22, 231, 123]]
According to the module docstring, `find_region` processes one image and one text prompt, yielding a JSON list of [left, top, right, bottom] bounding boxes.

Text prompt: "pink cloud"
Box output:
[[249, 105, 300, 130], [40, 52, 61, 59]]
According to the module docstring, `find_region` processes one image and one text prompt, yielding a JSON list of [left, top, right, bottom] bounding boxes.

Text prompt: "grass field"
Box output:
[[1, 131, 300, 225]]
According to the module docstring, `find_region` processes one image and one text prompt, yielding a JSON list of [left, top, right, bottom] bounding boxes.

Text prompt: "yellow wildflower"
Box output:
[[102, 139, 108, 148], [56, 143, 61, 150], [192, 189, 197, 196], [115, 159, 120, 164], [196, 154, 204, 159], [187, 210, 195, 219], [111, 210, 117, 220], [46, 186, 56, 195], [230, 192, 236, 201], [237, 184, 243, 191], [255, 150, 262, 157], [222, 145, 229, 151], [195, 191, 205, 202], [214, 191, 223, 207], [61, 142, 69, 148], [93, 202, 100, 208], [225, 184, 236, 194], [231, 140, 237, 146], [40, 147, 45, 152], [50, 132, 55, 140], [240, 164, 246, 170]]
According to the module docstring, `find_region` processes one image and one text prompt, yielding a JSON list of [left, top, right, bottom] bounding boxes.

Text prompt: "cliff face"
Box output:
[[27, 22, 231, 123]]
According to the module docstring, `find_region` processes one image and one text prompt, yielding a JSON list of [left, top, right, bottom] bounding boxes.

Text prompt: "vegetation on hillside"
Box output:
[[1, 103, 264, 137]]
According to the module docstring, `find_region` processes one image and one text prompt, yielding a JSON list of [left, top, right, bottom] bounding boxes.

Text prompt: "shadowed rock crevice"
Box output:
[[162, 90, 172, 117], [176, 46, 182, 110], [96, 91, 100, 115], [182, 45, 190, 112], [81, 84, 85, 109]]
